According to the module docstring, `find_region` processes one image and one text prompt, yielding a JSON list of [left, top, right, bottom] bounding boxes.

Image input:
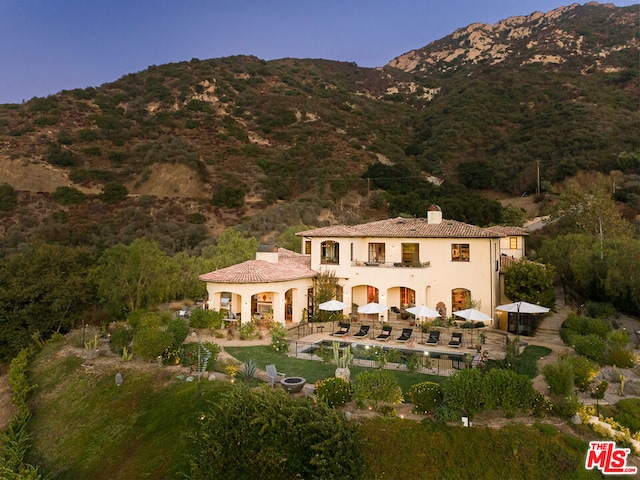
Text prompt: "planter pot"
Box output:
[[335, 367, 351, 383], [280, 377, 306, 393]]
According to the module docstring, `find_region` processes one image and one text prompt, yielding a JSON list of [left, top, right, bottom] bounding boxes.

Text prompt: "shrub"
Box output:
[[585, 301, 617, 319], [530, 391, 553, 417], [573, 334, 607, 363], [189, 308, 224, 329], [315, 377, 353, 408], [109, 325, 133, 355], [238, 321, 258, 340], [563, 355, 599, 392], [562, 313, 611, 338], [353, 370, 403, 411], [551, 393, 583, 419], [166, 317, 189, 349], [407, 381, 443, 414], [607, 329, 630, 347], [615, 398, 640, 433], [483, 369, 537, 416], [442, 368, 486, 420], [99, 182, 128, 204], [0, 183, 18, 212], [189, 386, 363, 479], [270, 323, 289, 355], [52, 186, 86, 205], [542, 360, 574, 396], [607, 345, 635, 368]]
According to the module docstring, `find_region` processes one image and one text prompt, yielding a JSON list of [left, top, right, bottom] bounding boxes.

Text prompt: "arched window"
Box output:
[[451, 288, 471, 312], [321, 241, 339, 264]]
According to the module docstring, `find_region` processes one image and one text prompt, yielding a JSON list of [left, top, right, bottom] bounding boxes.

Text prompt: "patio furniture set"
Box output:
[[331, 322, 464, 347]]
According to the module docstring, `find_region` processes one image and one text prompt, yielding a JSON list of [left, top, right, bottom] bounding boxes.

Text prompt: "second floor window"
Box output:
[[451, 243, 470, 262], [321, 241, 339, 264], [402, 243, 419, 266], [368, 243, 385, 263], [509, 237, 518, 249]]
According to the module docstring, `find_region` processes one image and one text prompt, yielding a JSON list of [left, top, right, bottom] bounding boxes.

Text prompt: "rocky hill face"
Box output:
[[0, 3, 637, 254], [389, 3, 638, 76]]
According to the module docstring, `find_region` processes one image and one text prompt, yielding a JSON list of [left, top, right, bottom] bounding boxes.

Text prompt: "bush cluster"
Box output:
[[189, 386, 362, 479], [315, 377, 353, 408], [407, 381, 443, 414], [561, 312, 635, 367], [353, 370, 403, 411], [443, 368, 537, 420]]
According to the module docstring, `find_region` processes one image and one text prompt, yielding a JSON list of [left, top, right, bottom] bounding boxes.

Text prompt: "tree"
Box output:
[[93, 238, 179, 318], [553, 180, 630, 258], [503, 259, 555, 309], [312, 271, 341, 322], [0, 244, 95, 362], [199, 228, 258, 271]]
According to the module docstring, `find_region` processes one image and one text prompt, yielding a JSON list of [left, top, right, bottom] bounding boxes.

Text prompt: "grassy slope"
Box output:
[[23, 340, 597, 479]]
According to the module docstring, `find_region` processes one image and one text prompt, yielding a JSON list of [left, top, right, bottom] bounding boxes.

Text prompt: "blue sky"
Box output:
[[1, 1, 637, 104]]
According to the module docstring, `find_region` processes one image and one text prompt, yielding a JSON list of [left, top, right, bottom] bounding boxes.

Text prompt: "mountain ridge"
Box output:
[[0, 2, 637, 252]]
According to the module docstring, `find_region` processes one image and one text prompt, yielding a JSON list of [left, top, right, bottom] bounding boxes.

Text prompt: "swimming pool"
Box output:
[[299, 339, 465, 370]]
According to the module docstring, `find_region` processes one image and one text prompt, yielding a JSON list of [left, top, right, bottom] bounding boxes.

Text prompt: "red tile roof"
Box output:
[[199, 248, 315, 284], [297, 217, 501, 239], [484, 225, 529, 237]]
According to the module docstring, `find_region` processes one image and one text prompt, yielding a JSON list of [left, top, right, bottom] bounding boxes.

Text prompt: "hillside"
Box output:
[[0, 3, 637, 253]]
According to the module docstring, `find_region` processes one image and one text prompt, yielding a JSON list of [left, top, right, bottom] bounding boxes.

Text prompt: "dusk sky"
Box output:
[[1, 1, 637, 104]]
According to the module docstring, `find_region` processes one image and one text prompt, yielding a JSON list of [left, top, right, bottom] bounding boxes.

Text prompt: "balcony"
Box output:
[[352, 260, 430, 268]]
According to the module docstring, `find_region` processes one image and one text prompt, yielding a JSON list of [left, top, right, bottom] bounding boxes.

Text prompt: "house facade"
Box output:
[[199, 207, 528, 330]]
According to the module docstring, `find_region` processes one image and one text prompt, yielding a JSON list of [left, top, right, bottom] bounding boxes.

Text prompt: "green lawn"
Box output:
[[513, 344, 553, 378], [223, 345, 446, 393]]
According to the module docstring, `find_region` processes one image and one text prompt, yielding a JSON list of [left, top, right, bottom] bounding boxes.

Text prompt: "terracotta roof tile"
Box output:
[[199, 249, 314, 284], [485, 225, 529, 237], [297, 217, 500, 239]]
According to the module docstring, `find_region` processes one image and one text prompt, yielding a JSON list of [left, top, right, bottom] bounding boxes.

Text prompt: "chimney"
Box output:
[[256, 244, 279, 263], [427, 205, 442, 224]]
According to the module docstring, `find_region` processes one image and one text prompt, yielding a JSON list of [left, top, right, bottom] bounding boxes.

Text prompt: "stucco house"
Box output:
[[199, 206, 528, 331]]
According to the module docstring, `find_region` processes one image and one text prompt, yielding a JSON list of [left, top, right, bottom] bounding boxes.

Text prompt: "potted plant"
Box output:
[[333, 341, 353, 382]]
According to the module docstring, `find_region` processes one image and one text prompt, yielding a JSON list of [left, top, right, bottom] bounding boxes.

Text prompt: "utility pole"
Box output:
[[536, 160, 541, 196]]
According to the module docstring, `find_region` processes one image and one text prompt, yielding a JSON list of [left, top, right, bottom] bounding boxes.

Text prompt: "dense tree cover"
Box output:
[[0, 244, 95, 362], [188, 386, 363, 480], [364, 163, 503, 225], [0, 229, 258, 361], [536, 179, 640, 314], [93, 238, 180, 317], [503, 260, 556, 309]]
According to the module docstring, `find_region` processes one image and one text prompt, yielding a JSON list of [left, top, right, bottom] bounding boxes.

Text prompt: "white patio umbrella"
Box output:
[[453, 308, 493, 323], [319, 300, 349, 334], [357, 302, 389, 315], [494, 301, 550, 314], [495, 301, 550, 335], [405, 305, 440, 318], [318, 300, 349, 311], [357, 302, 388, 336], [406, 305, 441, 343]]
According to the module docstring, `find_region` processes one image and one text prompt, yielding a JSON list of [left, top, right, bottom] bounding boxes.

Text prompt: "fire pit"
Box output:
[[280, 377, 306, 393]]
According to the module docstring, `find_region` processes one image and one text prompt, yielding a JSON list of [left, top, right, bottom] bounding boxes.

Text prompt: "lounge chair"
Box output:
[[426, 331, 440, 345], [352, 325, 370, 338], [396, 328, 413, 342], [333, 322, 351, 336], [448, 332, 463, 348], [266, 364, 285, 387], [376, 326, 392, 341]]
